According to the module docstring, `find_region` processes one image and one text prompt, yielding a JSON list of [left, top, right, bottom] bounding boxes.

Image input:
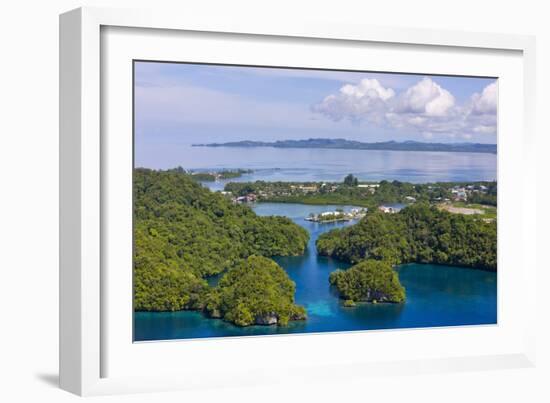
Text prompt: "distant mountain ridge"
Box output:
[[192, 138, 497, 154]]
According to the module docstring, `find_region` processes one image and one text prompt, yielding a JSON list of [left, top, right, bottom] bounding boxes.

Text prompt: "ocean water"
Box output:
[[136, 145, 497, 188], [134, 203, 497, 341]]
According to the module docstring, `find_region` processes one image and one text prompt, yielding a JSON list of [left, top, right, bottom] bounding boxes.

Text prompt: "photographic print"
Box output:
[[133, 61, 497, 341]]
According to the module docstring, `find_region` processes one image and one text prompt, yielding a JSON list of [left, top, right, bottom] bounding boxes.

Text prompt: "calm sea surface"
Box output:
[[136, 145, 497, 187], [134, 203, 497, 341]]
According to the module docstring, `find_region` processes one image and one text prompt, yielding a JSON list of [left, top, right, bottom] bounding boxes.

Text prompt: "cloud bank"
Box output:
[[313, 77, 497, 140]]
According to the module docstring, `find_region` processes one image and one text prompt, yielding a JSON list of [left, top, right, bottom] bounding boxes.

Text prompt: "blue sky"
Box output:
[[134, 61, 498, 146]]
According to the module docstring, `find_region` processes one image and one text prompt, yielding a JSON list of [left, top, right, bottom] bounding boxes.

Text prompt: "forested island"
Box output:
[[329, 260, 406, 306], [317, 203, 497, 271], [134, 168, 308, 326], [203, 256, 306, 326], [193, 138, 497, 154]]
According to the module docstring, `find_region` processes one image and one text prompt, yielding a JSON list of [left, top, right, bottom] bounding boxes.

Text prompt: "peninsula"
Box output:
[[164, 166, 253, 181]]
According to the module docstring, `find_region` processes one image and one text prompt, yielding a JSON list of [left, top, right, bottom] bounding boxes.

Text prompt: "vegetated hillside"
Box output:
[[134, 168, 309, 316], [203, 256, 306, 326], [329, 260, 406, 304], [317, 203, 497, 271]]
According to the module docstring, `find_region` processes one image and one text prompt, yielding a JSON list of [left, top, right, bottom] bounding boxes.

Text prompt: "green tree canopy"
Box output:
[[317, 203, 496, 271], [329, 260, 406, 303], [204, 256, 307, 326], [343, 174, 359, 187], [134, 169, 309, 313]]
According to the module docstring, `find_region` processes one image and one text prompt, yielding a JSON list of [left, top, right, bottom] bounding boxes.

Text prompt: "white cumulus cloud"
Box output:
[[312, 78, 395, 123], [339, 78, 396, 101], [313, 77, 498, 140], [471, 81, 498, 115], [395, 78, 455, 117], [462, 82, 498, 137]]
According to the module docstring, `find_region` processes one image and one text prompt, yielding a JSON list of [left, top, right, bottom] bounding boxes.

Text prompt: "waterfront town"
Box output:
[[219, 178, 496, 220]]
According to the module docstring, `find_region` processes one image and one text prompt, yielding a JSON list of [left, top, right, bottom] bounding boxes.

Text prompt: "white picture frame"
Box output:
[[60, 6, 537, 396]]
